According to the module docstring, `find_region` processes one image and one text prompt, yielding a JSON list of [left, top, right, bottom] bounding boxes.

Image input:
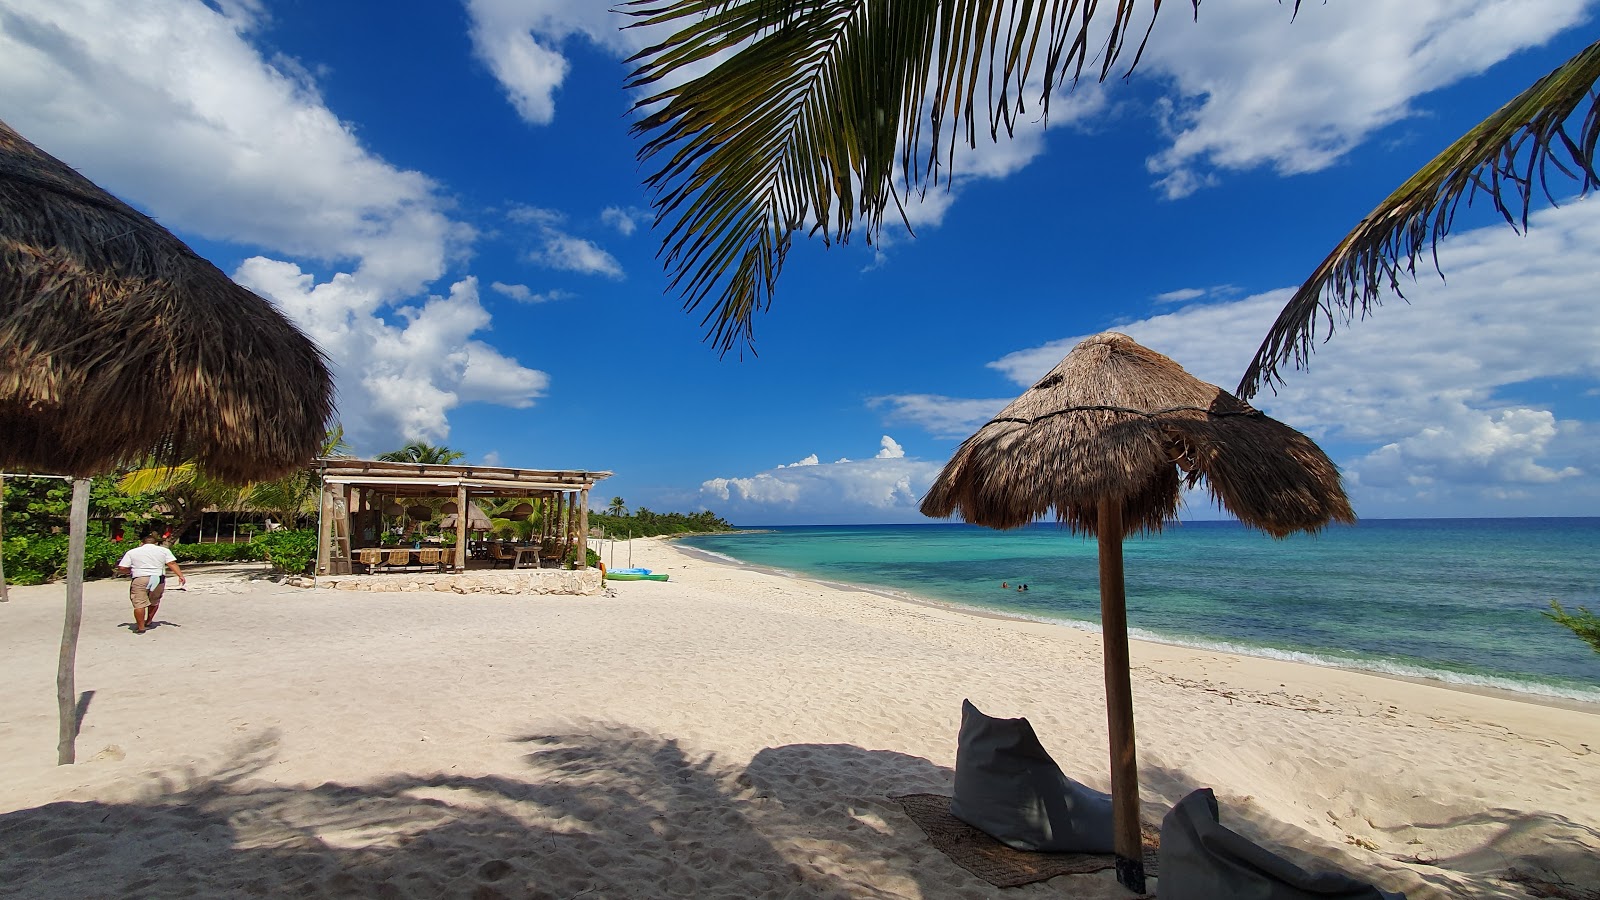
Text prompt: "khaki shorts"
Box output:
[[130, 576, 166, 610]]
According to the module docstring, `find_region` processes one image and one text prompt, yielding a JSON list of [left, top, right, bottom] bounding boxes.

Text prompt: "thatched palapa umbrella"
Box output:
[[921, 332, 1353, 893], [0, 118, 334, 764]]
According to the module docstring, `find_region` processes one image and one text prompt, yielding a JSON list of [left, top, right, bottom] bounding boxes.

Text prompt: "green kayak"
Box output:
[[605, 568, 669, 581]]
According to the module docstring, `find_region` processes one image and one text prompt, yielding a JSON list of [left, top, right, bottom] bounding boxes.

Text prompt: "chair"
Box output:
[[416, 547, 445, 572], [384, 548, 413, 572], [489, 542, 517, 569], [355, 548, 384, 574]]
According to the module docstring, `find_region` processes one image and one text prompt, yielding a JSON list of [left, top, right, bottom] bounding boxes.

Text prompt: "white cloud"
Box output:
[[698, 442, 944, 525], [509, 206, 625, 278], [481, 450, 503, 466], [464, 0, 637, 125], [1140, 0, 1591, 198], [489, 282, 572, 304], [869, 394, 1011, 440], [0, 0, 470, 298], [601, 205, 647, 236], [976, 199, 1600, 515], [0, 0, 560, 452], [238, 264, 549, 451], [532, 233, 624, 278]]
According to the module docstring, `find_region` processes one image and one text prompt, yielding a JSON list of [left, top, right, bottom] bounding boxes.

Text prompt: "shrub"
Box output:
[[0, 533, 124, 584], [257, 529, 317, 576], [171, 542, 266, 564]]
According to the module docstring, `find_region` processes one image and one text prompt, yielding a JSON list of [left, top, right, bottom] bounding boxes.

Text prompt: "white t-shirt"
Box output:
[[118, 543, 177, 578]]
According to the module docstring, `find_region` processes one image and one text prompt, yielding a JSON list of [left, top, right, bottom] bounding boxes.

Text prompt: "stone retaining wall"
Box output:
[[315, 569, 604, 595]]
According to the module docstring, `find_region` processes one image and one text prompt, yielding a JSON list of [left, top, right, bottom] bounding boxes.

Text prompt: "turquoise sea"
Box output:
[[679, 519, 1600, 704]]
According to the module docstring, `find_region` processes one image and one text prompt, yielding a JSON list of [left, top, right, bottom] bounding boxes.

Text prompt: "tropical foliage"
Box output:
[[624, 0, 1600, 393], [1545, 601, 1600, 655], [589, 506, 734, 537], [377, 442, 465, 465]]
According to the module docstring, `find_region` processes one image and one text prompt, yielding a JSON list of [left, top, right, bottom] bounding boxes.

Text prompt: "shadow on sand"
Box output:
[[0, 729, 1592, 899]]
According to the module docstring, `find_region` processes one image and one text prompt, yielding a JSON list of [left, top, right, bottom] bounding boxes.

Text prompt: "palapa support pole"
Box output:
[[1097, 498, 1145, 893], [57, 477, 90, 765], [1, 473, 8, 603]]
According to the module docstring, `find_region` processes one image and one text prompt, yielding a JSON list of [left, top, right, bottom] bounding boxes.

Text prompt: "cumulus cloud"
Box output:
[[0, 0, 471, 297], [1139, 0, 1590, 198], [464, 0, 637, 125], [0, 0, 560, 452], [978, 200, 1600, 515], [238, 265, 548, 450], [697, 438, 942, 524]]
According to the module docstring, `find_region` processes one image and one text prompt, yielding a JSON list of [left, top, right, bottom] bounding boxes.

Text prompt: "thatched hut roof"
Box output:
[[0, 118, 333, 482], [920, 332, 1355, 538]]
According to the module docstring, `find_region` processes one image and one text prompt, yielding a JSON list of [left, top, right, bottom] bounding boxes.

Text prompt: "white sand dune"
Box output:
[[1, 537, 1595, 898]]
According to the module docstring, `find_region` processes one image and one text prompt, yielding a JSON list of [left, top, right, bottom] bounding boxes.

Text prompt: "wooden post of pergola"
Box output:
[[454, 484, 468, 571], [316, 482, 333, 575], [577, 488, 589, 569]]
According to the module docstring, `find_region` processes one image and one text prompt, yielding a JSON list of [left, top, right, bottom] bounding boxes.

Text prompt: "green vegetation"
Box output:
[[376, 441, 464, 464], [257, 529, 317, 576], [588, 503, 734, 538], [1545, 601, 1600, 655]]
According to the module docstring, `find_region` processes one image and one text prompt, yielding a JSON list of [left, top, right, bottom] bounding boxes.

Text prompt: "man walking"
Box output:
[[116, 532, 185, 634]]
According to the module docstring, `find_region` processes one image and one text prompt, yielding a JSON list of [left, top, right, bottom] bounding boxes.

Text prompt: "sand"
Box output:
[[0, 537, 1595, 899]]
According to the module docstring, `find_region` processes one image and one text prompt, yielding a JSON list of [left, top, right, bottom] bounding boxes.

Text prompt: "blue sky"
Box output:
[[3, 1, 1597, 525]]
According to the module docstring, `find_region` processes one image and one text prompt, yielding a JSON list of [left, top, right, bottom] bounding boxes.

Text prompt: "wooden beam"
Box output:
[[577, 488, 589, 569], [316, 483, 334, 575]]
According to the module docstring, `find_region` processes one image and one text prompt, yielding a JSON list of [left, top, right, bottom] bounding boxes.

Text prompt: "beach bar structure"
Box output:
[[314, 457, 613, 577]]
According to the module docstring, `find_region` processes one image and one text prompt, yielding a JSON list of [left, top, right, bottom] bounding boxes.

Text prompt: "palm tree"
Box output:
[[623, 1, 1600, 395], [117, 463, 249, 541], [607, 496, 628, 517], [245, 425, 352, 527], [376, 441, 465, 465]]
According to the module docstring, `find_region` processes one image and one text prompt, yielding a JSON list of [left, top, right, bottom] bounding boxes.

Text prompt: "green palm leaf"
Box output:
[[623, 0, 1212, 354], [1237, 40, 1600, 398]]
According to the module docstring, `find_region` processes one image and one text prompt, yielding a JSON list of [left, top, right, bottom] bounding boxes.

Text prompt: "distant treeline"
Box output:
[[588, 508, 734, 538]]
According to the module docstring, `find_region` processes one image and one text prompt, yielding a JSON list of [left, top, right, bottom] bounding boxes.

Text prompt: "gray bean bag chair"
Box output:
[[1160, 789, 1405, 900], [948, 699, 1114, 853]]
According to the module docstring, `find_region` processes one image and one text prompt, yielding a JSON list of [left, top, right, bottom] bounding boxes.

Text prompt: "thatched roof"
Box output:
[[0, 118, 333, 482], [920, 332, 1355, 538]]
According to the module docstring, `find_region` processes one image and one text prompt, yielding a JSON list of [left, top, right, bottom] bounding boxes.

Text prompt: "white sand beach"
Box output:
[[1, 537, 1595, 898]]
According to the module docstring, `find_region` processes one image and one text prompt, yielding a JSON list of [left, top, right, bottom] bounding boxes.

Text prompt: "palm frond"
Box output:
[[623, 0, 1211, 354], [1238, 39, 1600, 398]]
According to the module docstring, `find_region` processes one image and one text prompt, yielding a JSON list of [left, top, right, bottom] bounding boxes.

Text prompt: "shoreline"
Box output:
[[667, 538, 1600, 715]]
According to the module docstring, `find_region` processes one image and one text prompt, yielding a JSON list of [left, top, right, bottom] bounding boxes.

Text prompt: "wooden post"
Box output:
[[57, 477, 90, 765], [1097, 498, 1144, 893], [454, 485, 468, 571], [315, 483, 333, 575], [1, 473, 9, 603], [577, 488, 589, 569]]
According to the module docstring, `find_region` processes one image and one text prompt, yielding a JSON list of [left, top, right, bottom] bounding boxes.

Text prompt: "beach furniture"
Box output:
[[949, 699, 1113, 853], [415, 547, 445, 572], [384, 548, 412, 572], [489, 542, 517, 569], [1159, 789, 1404, 899], [355, 548, 384, 573]]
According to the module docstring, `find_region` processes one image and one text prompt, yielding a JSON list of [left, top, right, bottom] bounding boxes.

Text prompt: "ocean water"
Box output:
[[679, 519, 1600, 703]]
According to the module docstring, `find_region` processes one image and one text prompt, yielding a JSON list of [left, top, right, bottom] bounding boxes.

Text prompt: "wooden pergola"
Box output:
[[315, 458, 613, 575]]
